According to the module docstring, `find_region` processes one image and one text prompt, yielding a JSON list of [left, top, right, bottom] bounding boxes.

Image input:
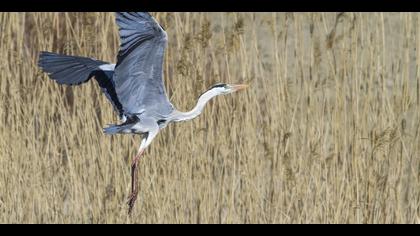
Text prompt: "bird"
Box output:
[[38, 12, 248, 214]]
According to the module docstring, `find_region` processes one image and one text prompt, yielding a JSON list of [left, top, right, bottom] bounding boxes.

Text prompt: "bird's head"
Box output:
[[209, 83, 248, 95]]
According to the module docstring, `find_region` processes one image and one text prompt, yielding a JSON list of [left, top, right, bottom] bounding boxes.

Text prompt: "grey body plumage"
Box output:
[[113, 12, 174, 119]]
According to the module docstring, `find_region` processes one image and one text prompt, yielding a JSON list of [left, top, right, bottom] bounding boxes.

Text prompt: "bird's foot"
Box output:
[[127, 190, 139, 215]]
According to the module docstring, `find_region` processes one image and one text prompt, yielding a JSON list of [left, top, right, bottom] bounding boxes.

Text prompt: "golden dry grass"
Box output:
[[0, 12, 419, 223]]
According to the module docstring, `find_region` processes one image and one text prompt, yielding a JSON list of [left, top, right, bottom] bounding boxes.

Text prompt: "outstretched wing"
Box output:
[[38, 51, 108, 85], [112, 12, 174, 117]]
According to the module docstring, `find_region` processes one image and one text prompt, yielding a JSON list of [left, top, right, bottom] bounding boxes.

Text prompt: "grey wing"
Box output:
[[113, 12, 174, 117]]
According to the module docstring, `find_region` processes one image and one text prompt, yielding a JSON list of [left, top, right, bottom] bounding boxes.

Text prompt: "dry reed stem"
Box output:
[[0, 12, 419, 223]]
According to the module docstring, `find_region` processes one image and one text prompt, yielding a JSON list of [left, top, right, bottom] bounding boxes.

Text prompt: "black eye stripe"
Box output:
[[210, 83, 226, 89], [199, 83, 228, 99]]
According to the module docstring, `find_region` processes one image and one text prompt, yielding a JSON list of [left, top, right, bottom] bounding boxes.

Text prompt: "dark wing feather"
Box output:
[[38, 51, 108, 85], [38, 51, 124, 117], [113, 12, 174, 116]]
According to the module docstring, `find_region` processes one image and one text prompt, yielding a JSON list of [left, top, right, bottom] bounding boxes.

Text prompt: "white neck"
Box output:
[[170, 88, 221, 122]]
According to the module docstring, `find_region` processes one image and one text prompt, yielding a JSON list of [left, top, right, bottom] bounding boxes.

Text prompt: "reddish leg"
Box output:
[[128, 149, 144, 215]]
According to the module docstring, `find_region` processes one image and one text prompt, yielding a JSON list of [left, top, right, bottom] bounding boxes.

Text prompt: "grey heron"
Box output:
[[38, 12, 248, 214]]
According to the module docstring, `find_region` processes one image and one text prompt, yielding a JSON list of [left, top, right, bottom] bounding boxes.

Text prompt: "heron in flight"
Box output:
[[38, 12, 247, 214]]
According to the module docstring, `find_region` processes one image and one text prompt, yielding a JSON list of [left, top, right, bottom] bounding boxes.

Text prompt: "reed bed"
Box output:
[[0, 12, 419, 223]]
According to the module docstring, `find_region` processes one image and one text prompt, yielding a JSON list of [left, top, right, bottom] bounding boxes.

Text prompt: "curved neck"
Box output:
[[171, 89, 220, 122]]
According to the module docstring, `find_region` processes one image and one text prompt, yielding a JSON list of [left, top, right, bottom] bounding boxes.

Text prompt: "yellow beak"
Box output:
[[231, 84, 249, 92]]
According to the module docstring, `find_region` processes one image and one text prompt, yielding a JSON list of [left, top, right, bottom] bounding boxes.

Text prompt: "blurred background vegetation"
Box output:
[[0, 12, 419, 223]]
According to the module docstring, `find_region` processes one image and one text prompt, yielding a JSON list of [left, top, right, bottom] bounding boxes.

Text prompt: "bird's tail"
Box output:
[[38, 51, 110, 85], [103, 123, 133, 135]]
